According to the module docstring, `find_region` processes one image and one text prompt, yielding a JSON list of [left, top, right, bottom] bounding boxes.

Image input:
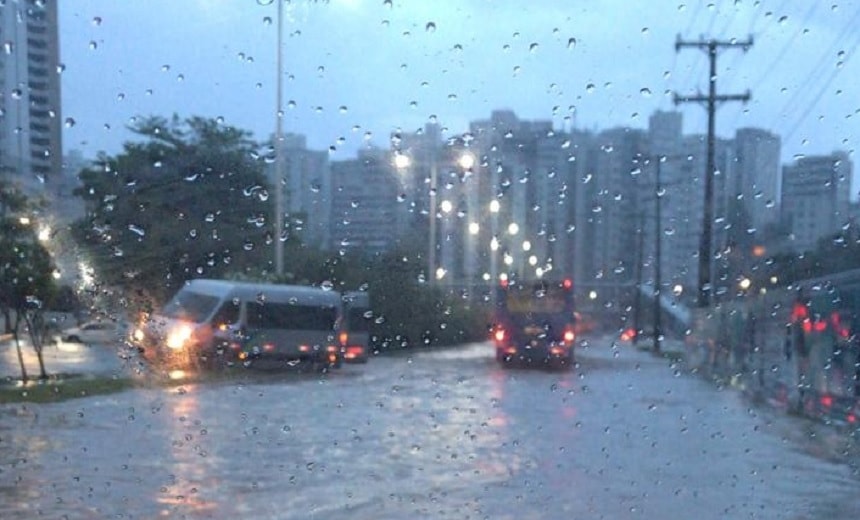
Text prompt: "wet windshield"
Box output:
[[2, 1, 860, 518]]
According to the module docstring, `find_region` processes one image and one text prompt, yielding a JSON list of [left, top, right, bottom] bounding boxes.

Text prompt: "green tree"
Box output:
[[73, 115, 275, 310], [0, 181, 58, 381]]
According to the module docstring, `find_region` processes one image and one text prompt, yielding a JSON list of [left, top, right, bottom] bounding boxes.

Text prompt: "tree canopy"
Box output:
[[73, 115, 276, 305]]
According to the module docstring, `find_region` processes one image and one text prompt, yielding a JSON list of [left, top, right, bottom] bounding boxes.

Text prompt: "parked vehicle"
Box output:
[[61, 320, 121, 345], [342, 291, 371, 363]]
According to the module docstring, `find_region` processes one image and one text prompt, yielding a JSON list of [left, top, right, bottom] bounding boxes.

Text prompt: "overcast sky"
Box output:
[[59, 0, 860, 184]]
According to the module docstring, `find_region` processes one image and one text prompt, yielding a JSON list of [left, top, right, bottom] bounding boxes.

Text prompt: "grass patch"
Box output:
[[0, 374, 137, 404]]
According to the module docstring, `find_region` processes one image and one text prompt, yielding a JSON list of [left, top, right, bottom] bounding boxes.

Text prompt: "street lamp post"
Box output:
[[273, 0, 285, 276], [489, 199, 500, 300], [428, 152, 438, 282]]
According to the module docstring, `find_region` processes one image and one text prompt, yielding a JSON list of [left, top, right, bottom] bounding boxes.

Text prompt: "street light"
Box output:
[[458, 151, 476, 170], [393, 153, 411, 170]]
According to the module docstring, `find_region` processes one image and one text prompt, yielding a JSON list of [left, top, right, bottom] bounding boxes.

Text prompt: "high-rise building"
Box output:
[[0, 0, 62, 191], [330, 147, 407, 256], [271, 133, 331, 249], [585, 127, 648, 286], [731, 128, 781, 230], [782, 152, 853, 253]]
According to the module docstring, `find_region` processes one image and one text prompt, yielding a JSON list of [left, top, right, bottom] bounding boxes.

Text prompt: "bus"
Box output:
[[132, 279, 344, 371], [341, 291, 371, 363], [492, 277, 577, 369]]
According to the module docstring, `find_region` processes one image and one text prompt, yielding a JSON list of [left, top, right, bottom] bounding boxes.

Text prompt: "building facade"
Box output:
[[270, 133, 331, 249], [781, 152, 852, 253], [330, 147, 407, 256], [0, 0, 62, 192]]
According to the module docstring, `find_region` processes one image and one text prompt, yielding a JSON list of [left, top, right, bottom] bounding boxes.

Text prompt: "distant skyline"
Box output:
[[59, 1, 860, 187]]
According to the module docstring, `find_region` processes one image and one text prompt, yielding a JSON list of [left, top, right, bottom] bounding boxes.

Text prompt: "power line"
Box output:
[[769, 4, 860, 130], [782, 31, 860, 144]]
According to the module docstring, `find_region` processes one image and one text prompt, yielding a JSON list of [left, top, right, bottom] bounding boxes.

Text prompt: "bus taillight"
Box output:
[[494, 328, 505, 343], [563, 328, 575, 344]]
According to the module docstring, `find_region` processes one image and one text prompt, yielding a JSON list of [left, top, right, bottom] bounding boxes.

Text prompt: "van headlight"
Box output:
[[166, 324, 193, 350]]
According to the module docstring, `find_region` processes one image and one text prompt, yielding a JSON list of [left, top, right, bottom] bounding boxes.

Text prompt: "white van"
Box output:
[[133, 279, 344, 370]]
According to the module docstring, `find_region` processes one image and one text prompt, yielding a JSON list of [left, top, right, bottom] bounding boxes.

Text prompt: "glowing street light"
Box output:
[[468, 222, 480, 235], [394, 153, 411, 170], [489, 200, 500, 213], [522, 240, 531, 251], [507, 222, 519, 235], [490, 236, 500, 251], [38, 225, 51, 242], [458, 151, 476, 170], [440, 199, 453, 214]]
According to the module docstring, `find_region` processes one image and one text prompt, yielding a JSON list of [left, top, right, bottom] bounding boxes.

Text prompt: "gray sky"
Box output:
[[59, 0, 860, 185]]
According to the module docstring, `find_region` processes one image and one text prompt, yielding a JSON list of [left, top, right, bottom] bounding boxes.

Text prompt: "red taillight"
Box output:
[[563, 329, 575, 343], [562, 278, 573, 290], [494, 329, 505, 342], [821, 395, 833, 408], [620, 327, 636, 341]]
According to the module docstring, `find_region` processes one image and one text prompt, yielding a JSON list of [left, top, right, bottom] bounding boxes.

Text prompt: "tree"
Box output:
[[73, 115, 275, 310], [0, 181, 58, 381]]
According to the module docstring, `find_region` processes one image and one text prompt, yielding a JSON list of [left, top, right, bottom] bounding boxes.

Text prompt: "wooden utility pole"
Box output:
[[673, 35, 752, 308]]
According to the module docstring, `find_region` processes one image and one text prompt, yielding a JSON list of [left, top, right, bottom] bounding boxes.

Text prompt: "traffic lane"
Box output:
[[1, 340, 859, 519]]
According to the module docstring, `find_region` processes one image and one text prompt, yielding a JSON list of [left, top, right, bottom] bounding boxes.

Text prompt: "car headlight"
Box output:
[[133, 328, 145, 342], [166, 324, 193, 350]]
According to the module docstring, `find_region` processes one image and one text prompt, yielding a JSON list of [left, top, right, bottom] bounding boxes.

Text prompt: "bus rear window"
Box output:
[[505, 289, 566, 314], [247, 302, 338, 331]]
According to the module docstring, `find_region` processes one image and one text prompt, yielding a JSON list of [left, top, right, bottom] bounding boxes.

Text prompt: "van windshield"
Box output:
[[161, 291, 221, 322]]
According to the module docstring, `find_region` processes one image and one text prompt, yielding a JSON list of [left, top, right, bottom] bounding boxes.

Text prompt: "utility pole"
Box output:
[[653, 157, 663, 354], [633, 212, 644, 347], [673, 35, 752, 308]]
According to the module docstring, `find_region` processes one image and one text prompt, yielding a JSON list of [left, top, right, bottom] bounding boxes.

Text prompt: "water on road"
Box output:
[[1, 338, 858, 519]]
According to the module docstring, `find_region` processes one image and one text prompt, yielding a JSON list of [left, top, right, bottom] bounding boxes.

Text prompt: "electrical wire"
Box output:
[[769, 4, 860, 130]]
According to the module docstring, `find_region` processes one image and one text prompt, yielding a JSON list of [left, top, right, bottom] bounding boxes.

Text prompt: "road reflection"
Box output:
[[156, 385, 221, 517]]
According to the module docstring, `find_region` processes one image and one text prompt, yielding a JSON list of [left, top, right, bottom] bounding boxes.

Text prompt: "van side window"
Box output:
[[247, 302, 338, 331], [211, 301, 240, 328]]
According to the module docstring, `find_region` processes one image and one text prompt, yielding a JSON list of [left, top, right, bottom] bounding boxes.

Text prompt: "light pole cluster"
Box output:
[[391, 146, 550, 293]]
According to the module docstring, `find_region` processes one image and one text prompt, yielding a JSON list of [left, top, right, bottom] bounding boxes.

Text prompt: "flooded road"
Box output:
[[1, 338, 859, 519]]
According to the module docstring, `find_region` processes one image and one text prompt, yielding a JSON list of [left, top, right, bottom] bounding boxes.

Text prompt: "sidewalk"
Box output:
[[1, 335, 133, 382]]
